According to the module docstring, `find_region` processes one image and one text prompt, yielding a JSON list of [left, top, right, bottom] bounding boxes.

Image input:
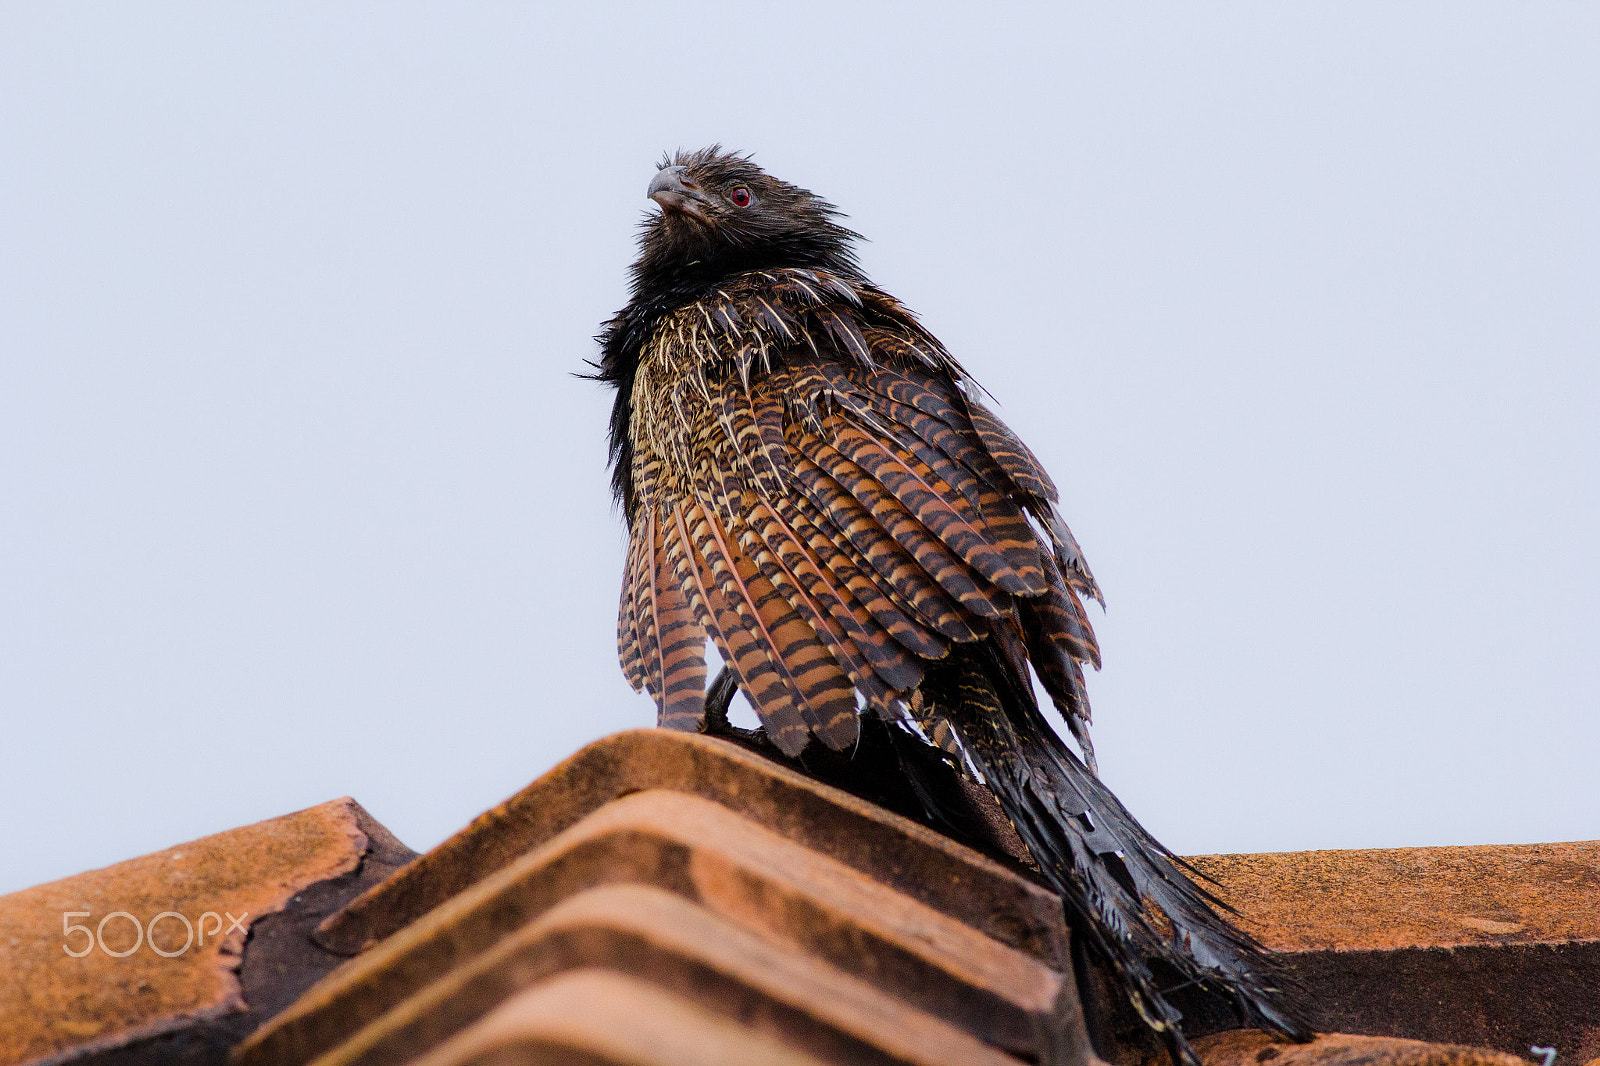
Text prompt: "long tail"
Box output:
[[921, 647, 1311, 1064]]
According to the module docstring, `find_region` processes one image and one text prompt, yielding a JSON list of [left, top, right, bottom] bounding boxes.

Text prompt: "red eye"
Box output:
[[729, 186, 751, 207]]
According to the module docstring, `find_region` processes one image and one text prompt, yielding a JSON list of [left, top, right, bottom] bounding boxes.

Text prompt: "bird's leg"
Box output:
[[700, 665, 787, 756], [702, 666, 740, 735]]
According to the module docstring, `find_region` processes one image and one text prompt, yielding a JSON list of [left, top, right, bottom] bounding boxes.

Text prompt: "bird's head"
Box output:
[[633, 146, 862, 287]]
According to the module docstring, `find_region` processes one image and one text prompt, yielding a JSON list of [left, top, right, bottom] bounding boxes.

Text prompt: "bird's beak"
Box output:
[[648, 165, 709, 221]]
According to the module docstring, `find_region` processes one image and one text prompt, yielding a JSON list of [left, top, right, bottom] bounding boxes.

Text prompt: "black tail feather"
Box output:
[[702, 659, 1311, 1063], [930, 646, 1312, 1065]]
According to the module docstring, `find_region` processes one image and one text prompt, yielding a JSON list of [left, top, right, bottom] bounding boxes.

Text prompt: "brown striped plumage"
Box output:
[[611, 259, 1100, 761], [594, 148, 1308, 1062]]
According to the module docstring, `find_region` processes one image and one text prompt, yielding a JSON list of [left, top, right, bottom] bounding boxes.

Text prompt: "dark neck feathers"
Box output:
[[595, 219, 864, 520]]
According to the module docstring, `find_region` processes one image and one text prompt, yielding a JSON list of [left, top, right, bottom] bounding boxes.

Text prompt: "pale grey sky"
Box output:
[[3, 4, 1596, 895]]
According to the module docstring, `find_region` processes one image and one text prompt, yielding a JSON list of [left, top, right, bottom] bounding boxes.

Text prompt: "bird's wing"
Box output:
[[617, 281, 1099, 755]]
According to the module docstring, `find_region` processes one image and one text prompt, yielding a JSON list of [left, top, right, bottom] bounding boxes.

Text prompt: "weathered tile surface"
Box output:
[[240, 789, 1082, 1066], [404, 969, 834, 1066], [1189, 842, 1600, 952], [1181, 843, 1600, 1062], [5, 729, 1588, 1066], [0, 799, 411, 1066], [1177, 1029, 1530, 1066], [316, 729, 1066, 965], [310, 883, 1028, 1066]]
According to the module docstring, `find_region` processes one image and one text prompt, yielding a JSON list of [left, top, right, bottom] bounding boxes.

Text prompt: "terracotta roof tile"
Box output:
[[306, 883, 1025, 1066], [404, 969, 834, 1066], [0, 798, 412, 1066], [316, 729, 1067, 963], [240, 769, 1092, 1065], [1181, 844, 1600, 1063], [1175, 1029, 1531, 1066], [6, 730, 1587, 1066], [1189, 842, 1600, 952]]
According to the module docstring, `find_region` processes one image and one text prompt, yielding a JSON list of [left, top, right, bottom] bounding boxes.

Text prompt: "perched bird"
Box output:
[[595, 146, 1307, 1062]]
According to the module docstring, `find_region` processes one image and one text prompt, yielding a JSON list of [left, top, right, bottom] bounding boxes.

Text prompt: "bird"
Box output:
[[593, 146, 1308, 1063]]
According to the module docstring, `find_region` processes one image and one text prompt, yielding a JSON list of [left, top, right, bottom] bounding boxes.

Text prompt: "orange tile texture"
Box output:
[[1190, 841, 1600, 952], [0, 798, 368, 1066]]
